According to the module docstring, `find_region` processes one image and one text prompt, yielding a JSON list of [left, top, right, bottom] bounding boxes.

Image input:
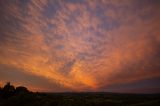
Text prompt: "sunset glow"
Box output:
[[0, 0, 160, 93]]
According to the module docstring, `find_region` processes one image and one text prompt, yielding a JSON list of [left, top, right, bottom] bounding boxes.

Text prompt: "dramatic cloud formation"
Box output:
[[0, 0, 160, 92]]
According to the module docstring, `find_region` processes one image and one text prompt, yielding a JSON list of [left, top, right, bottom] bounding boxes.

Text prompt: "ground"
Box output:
[[0, 92, 160, 106]]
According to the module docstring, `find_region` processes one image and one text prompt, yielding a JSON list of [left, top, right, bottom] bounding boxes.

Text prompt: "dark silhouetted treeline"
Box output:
[[0, 82, 160, 106], [0, 82, 29, 99]]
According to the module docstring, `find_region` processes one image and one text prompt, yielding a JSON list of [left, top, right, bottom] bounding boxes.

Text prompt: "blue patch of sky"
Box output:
[[55, 45, 64, 50], [94, 4, 121, 31], [43, 0, 60, 19], [66, 0, 86, 4], [94, 30, 104, 38], [131, 0, 156, 21], [54, 34, 64, 40], [0, 14, 26, 44], [103, 20, 120, 30], [18, 0, 31, 17], [64, 10, 81, 29], [44, 34, 64, 46], [59, 59, 76, 75], [42, 23, 56, 32]]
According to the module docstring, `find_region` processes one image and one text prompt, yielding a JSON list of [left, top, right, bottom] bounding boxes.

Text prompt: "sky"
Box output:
[[0, 0, 160, 93]]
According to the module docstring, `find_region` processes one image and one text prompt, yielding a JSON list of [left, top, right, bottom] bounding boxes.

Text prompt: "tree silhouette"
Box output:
[[16, 86, 29, 94], [2, 82, 15, 98], [0, 86, 2, 96]]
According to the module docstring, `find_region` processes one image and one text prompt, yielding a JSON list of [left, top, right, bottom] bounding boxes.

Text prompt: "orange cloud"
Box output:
[[0, 0, 159, 92]]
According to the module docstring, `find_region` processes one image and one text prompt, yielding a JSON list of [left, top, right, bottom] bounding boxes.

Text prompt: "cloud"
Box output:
[[0, 64, 69, 92], [0, 0, 160, 92], [106, 77, 160, 93]]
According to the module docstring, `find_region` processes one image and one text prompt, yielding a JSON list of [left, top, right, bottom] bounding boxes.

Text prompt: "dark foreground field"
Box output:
[[0, 92, 160, 106], [0, 83, 160, 106]]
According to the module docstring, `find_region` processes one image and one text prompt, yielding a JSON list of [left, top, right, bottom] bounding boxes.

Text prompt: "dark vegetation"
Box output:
[[0, 82, 160, 106]]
